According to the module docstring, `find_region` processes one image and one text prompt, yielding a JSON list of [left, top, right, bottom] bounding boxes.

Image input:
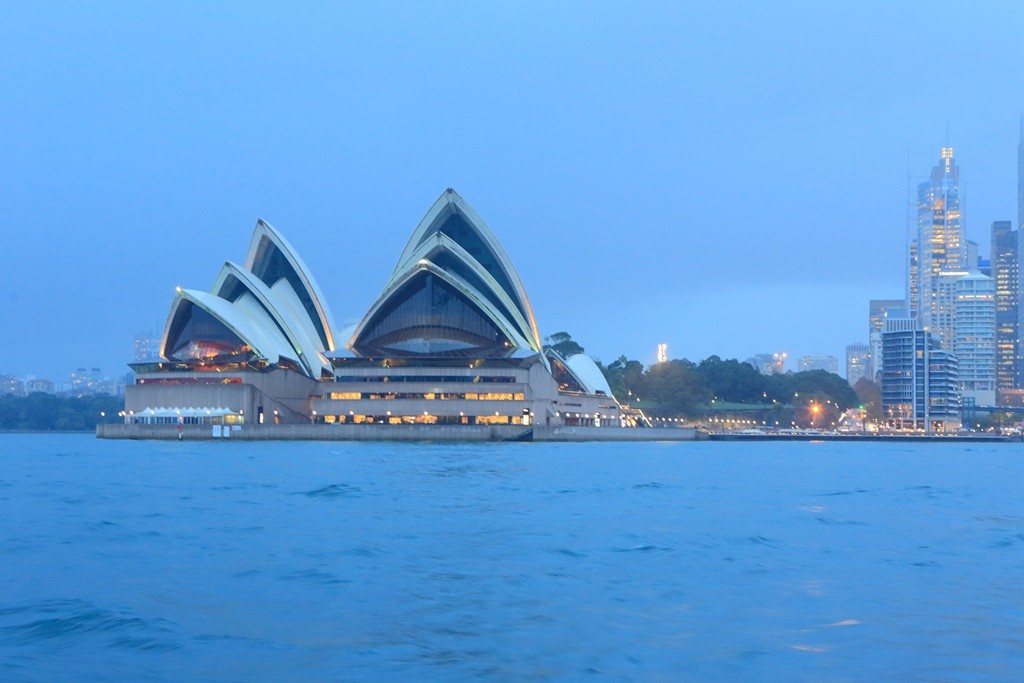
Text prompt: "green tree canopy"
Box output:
[[544, 331, 584, 358], [696, 356, 767, 402], [642, 359, 710, 416]]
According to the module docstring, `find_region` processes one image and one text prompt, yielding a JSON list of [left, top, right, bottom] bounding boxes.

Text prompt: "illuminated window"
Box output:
[[330, 392, 361, 400]]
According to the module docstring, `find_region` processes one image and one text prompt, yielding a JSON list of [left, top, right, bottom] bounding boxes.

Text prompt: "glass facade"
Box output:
[[914, 148, 964, 330], [165, 302, 255, 363], [352, 272, 515, 357], [881, 319, 960, 431]]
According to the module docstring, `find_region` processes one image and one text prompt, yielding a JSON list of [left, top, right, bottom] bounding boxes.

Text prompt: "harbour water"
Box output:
[[1, 434, 1021, 681]]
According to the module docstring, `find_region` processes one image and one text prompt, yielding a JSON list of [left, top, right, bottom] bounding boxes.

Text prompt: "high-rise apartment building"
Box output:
[[845, 343, 871, 386], [991, 220, 1018, 390], [953, 273, 996, 407], [881, 318, 960, 432], [910, 147, 965, 330], [934, 270, 970, 352]]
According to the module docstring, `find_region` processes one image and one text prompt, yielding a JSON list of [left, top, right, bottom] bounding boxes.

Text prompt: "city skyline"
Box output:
[[4, 4, 1024, 379]]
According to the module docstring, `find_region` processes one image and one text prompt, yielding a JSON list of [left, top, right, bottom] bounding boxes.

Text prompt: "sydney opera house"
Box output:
[[118, 189, 636, 440]]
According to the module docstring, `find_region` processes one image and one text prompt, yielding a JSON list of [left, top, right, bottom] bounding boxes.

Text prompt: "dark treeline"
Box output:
[[0, 393, 123, 431], [600, 355, 859, 417], [546, 331, 859, 420]]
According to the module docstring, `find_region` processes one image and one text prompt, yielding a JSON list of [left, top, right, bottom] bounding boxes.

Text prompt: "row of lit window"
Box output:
[[333, 375, 517, 384], [325, 391, 526, 401], [137, 377, 243, 385], [321, 414, 527, 426]]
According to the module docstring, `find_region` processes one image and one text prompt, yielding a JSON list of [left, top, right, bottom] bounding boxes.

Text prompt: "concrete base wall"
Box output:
[[533, 426, 701, 441], [97, 424, 701, 442]]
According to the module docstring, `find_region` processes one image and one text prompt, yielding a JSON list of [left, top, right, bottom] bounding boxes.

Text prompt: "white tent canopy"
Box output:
[[136, 406, 239, 417]]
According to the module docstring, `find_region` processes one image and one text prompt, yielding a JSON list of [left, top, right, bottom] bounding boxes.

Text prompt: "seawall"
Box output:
[[96, 423, 702, 442]]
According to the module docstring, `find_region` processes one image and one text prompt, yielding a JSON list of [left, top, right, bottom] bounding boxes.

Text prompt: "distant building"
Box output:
[[966, 240, 979, 272], [745, 352, 786, 375], [881, 318, 960, 432], [1, 374, 24, 396], [868, 299, 904, 381], [24, 378, 55, 394], [845, 343, 871, 386], [656, 343, 667, 364], [991, 220, 1018, 390], [133, 332, 161, 362], [69, 368, 105, 397], [798, 354, 838, 374], [953, 273, 996, 407]]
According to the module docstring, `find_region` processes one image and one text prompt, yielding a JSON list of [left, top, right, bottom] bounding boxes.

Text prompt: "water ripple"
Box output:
[[0, 599, 179, 651], [300, 483, 364, 499]]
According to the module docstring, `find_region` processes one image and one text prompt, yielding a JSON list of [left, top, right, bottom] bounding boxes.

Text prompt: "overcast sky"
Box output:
[[3, 2, 1024, 380]]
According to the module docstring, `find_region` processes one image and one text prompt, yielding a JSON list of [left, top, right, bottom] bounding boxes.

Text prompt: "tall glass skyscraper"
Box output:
[[910, 147, 965, 330], [991, 220, 1018, 390], [953, 273, 996, 407]]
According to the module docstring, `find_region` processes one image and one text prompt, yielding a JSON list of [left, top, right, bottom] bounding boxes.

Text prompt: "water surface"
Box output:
[[1, 434, 1021, 681]]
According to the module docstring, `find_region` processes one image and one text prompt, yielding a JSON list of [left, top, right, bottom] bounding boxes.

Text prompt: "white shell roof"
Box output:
[[392, 189, 541, 348], [244, 219, 338, 352], [351, 189, 542, 356], [157, 220, 340, 379], [211, 261, 329, 378], [565, 353, 614, 396], [161, 288, 298, 366]]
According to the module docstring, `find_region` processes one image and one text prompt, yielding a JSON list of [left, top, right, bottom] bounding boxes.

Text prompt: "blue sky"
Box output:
[[3, 2, 1024, 380]]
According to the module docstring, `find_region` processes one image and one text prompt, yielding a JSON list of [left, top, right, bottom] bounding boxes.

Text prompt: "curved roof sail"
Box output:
[[565, 353, 613, 396], [392, 189, 541, 349], [211, 262, 332, 378], [160, 288, 296, 366], [244, 219, 337, 352]]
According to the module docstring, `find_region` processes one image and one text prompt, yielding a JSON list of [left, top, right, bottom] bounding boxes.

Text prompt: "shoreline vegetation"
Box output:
[[0, 393, 123, 432]]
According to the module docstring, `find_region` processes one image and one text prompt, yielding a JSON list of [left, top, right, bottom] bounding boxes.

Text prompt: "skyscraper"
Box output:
[[991, 220, 1018, 390], [953, 273, 996, 407], [911, 147, 965, 329]]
